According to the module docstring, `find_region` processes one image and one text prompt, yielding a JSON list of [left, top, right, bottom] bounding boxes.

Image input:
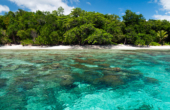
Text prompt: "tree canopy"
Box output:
[[0, 8, 170, 46]]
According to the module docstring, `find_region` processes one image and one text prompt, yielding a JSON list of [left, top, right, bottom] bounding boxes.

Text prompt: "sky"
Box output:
[[0, 0, 170, 21]]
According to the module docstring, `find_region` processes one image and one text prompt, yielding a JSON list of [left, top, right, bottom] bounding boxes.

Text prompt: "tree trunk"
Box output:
[[124, 38, 126, 45], [12, 34, 16, 44]]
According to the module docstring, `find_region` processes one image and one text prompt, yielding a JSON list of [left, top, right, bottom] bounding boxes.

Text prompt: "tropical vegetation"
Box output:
[[0, 7, 170, 46]]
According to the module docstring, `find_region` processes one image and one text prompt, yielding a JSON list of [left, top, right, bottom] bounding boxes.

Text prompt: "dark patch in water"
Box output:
[[143, 77, 159, 84], [165, 68, 170, 72], [135, 104, 153, 110], [0, 95, 27, 110], [0, 65, 2, 69], [0, 78, 8, 88]]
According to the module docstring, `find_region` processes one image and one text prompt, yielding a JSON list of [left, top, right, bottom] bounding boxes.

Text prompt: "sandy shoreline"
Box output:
[[0, 44, 170, 50]]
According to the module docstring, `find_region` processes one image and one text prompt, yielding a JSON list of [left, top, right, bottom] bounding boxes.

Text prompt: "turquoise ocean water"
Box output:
[[0, 49, 170, 110]]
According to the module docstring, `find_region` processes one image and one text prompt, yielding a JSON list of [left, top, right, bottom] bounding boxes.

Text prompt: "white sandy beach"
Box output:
[[0, 44, 170, 50]]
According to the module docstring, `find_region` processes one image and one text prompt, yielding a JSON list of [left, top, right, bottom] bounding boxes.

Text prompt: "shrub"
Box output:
[[134, 39, 145, 46], [164, 42, 170, 45], [150, 42, 161, 46], [0, 29, 11, 44], [21, 39, 33, 45]]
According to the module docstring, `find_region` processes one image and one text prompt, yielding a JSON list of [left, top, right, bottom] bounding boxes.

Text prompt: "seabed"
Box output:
[[0, 49, 170, 110]]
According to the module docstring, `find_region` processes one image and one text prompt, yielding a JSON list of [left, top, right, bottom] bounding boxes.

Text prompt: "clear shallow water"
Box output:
[[0, 49, 170, 110]]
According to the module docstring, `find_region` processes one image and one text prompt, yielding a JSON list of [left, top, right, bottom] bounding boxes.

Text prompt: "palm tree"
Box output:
[[157, 30, 168, 45]]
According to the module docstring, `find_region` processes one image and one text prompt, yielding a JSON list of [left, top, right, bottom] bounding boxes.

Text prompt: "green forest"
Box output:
[[0, 7, 170, 46]]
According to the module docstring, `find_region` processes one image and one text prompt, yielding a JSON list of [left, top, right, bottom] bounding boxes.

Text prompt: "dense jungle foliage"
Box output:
[[0, 7, 170, 45]]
